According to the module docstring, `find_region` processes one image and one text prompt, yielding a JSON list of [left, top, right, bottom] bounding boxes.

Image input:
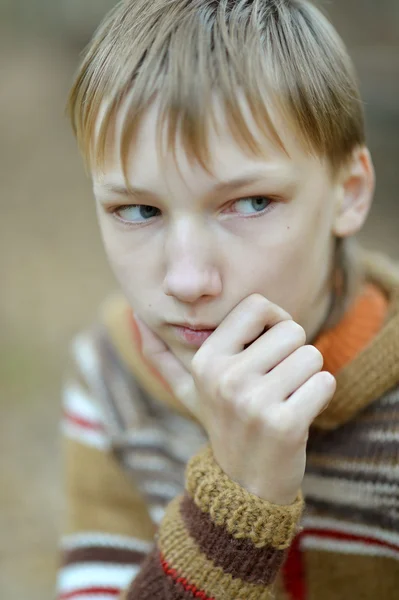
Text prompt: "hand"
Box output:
[[134, 294, 336, 505]]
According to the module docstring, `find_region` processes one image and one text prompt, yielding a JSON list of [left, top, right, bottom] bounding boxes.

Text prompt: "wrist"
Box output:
[[186, 444, 304, 547]]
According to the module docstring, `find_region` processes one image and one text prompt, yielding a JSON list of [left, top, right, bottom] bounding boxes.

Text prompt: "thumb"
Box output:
[[134, 315, 198, 415]]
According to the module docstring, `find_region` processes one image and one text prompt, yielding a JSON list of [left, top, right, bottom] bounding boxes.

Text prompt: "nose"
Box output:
[[162, 219, 222, 303]]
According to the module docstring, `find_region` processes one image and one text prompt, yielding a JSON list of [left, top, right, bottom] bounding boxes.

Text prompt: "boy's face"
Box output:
[[93, 99, 343, 370]]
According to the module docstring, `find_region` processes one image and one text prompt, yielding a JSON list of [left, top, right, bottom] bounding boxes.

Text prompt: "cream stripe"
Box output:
[[126, 453, 181, 473], [61, 532, 153, 553], [61, 421, 110, 450], [366, 429, 399, 443], [57, 563, 139, 593], [308, 455, 399, 481], [63, 383, 105, 424], [301, 536, 399, 560], [303, 474, 399, 509], [149, 505, 166, 525], [72, 335, 100, 383], [141, 480, 182, 500], [301, 516, 399, 547], [380, 388, 399, 405], [126, 428, 194, 463]]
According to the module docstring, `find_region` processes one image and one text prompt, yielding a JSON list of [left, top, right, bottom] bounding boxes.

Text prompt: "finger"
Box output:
[[203, 294, 292, 356], [134, 315, 195, 405], [285, 371, 336, 423], [267, 345, 324, 398], [235, 320, 306, 376]]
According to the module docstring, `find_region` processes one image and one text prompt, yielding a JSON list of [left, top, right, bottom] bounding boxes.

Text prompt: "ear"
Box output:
[[333, 146, 375, 238]]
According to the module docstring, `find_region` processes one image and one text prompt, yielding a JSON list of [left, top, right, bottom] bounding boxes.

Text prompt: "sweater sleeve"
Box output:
[[56, 376, 157, 599], [126, 445, 304, 599]]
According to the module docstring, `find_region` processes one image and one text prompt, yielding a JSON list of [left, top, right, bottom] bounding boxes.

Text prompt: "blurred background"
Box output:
[[0, 1, 398, 598]]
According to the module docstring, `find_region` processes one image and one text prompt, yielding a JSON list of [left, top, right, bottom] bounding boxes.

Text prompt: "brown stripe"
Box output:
[[308, 421, 399, 461], [180, 493, 286, 586], [309, 438, 399, 461], [126, 549, 194, 600], [159, 496, 278, 599], [306, 458, 397, 486], [305, 498, 399, 531], [62, 546, 148, 567]]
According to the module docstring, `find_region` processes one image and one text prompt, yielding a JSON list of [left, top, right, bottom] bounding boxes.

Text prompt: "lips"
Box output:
[[171, 325, 216, 348]]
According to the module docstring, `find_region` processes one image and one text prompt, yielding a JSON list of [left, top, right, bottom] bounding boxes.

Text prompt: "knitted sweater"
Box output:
[[56, 251, 399, 600]]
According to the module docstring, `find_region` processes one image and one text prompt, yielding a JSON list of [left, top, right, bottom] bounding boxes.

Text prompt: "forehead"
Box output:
[[94, 94, 327, 196]]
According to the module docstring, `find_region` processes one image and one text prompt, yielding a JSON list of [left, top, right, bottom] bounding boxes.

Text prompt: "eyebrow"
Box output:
[[96, 170, 295, 201]]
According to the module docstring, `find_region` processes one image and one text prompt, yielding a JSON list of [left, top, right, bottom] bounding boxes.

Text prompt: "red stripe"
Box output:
[[282, 533, 306, 600], [59, 586, 120, 599], [160, 553, 215, 599], [283, 527, 399, 600], [303, 528, 399, 552], [63, 409, 105, 432]]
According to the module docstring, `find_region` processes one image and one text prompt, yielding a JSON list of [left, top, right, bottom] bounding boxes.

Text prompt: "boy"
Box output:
[[57, 1, 399, 598]]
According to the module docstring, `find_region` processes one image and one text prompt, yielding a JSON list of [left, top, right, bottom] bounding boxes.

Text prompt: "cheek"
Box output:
[[243, 208, 333, 311], [98, 219, 155, 293]]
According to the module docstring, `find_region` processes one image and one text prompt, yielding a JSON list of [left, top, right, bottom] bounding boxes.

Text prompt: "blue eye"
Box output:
[[232, 196, 271, 215], [116, 205, 161, 222]]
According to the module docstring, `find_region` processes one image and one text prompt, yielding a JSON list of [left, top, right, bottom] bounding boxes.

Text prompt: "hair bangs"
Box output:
[[68, 0, 365, 183]]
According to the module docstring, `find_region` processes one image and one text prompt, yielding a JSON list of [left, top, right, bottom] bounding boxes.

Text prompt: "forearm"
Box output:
[[126, 445, 304, 599]]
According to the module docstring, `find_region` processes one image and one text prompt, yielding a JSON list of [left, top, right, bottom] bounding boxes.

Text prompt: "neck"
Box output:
[[304, 289, 334, 344]]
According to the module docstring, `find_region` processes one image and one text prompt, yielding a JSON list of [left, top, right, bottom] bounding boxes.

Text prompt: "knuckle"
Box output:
[[248, 293, 271, 313], [269, 410, 308, 444], [217, 365, 242, 399], [303, 345, 324, 368], [319, 371, 337, 393], [234, 393, 260, 424], [266, 410, 296, 437], [191, 349, 209, 378], [284, 321, 307, 345]]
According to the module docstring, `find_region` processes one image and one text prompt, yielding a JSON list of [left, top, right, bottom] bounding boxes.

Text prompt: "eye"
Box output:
[[114, 204, 161, 223], [228, 196, 273, 215]]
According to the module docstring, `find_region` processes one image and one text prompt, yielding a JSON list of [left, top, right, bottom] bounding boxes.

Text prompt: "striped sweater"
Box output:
[[57, 251, 399, 600]]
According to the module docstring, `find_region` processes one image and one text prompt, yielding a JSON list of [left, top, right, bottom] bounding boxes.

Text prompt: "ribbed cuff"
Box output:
[[186, 444, 304, 550]]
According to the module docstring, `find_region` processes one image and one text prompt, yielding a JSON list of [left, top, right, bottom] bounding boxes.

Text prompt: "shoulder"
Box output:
[[65, 291, 197, 438], [64, 291, 149, 438], [361, 248, 399, 291]]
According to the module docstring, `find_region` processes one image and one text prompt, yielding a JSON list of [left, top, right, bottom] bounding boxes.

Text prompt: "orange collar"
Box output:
[[314, 284, 388, 376]]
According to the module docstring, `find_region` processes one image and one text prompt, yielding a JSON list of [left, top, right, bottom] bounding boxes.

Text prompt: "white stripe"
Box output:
[[127, 427, 169, 447], [301, 536, 399, 560], [127, 428, 196, 463], [142, 480, 182, 499], [57, 563, 139, 594], [61, 421, 110, 450], [301, 515, 399, 547], [149, 505, 166, 524], [126, 453, 180, 474], [309, 457, 399, 481], [380, 388, 399, 405], [366, 429, 399, 443], [72, 335, 100, 383], [303, 474, 399, 509], [63, 383, 104, 424], [61, 532, 153, 553]]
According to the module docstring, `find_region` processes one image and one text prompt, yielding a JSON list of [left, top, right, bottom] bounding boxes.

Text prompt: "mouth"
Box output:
[[169, 323, 217, 348]]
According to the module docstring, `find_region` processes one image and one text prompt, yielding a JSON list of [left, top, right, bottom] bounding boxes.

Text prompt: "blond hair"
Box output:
[[68, 0, 365, 178], [67, 0, 367, 328]]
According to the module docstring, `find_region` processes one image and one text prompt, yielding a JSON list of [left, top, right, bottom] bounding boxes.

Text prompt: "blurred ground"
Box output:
[[0, 2, 398, 599]]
